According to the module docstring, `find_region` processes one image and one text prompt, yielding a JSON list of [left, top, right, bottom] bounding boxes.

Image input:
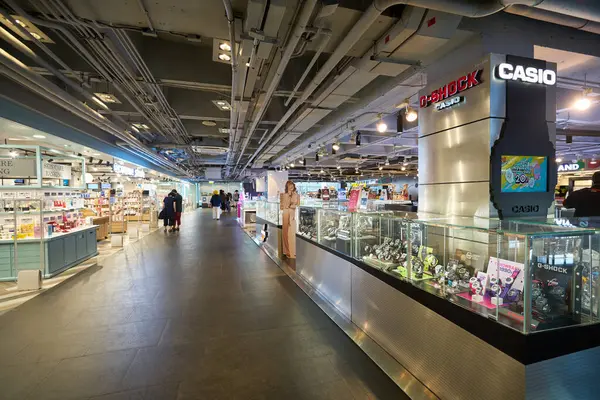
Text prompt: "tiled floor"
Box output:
[[0, 210, 408, 399]]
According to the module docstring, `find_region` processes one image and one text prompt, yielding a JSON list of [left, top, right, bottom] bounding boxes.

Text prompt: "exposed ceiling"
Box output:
[[0, 1, 599, 182]]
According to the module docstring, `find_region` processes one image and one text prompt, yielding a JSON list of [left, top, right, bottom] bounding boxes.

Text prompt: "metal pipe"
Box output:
[[504, 4, 600, 34], [284, 28, 332, 107], [136, 0, 155, 32], [234, 0, 318, 171], [221, 0, 238, 167], [238, 0, 506, 176]]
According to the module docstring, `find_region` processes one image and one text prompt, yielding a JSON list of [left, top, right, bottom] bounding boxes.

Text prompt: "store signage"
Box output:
[[419, 70, 481, 108], [511, 204, 540, 213], [496, 63, 556, 86], [435, 96, 464, 111], [42, 161, 71, 179], [0, 158, 36, 177], [557, 161, 585, 172], [113, 164, 145, 178]]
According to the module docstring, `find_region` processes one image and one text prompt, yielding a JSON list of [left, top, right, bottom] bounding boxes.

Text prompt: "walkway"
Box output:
[[0, 209, 408, 400]]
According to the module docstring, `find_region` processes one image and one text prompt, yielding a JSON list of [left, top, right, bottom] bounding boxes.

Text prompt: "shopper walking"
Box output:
[[219, 190, 227, 214], [280, 180, 300, 259], [171, 189, 183, 231], [162, 192, 176, 232], [226, 192, 232, 213], [564, 171, 600, 217], [210, 190, 222, 220], [233, 190, 240, 208]]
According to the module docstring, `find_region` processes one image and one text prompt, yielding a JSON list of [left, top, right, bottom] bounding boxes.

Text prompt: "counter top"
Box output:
[[0, 225, 98, 244]]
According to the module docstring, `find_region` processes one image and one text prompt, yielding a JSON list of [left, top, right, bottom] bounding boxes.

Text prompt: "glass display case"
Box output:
[[296, 207, 600, 334], [264, 201, 281, 225]]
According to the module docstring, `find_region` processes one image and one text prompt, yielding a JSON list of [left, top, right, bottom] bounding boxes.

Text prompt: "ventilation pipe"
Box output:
[[505, 5, 600, 34], [221, 0, 238, 168], [238, 0, 600, 176], [233, 0, 319, 173]]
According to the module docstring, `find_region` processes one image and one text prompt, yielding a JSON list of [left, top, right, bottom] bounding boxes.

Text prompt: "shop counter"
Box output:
[[0, 225, 98, 280], [291, 208, 600, 400]]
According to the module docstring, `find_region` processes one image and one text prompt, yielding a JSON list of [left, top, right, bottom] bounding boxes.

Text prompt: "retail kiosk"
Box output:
[[290, 54, 600, 400], [0, 145, 98, 279]]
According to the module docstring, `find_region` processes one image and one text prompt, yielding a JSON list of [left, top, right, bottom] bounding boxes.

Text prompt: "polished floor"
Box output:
[[0, 209, 409, 400]]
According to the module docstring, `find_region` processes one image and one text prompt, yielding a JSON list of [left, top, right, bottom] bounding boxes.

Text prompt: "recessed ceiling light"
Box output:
[[218, 53, 231, 62], [219, 42, 231, 52], [222, 105, 230, 110], [216, 101, 226, 106], [14, 19, 27, 28], [33, 134, 45, 139], [202, 120, 217, 127]]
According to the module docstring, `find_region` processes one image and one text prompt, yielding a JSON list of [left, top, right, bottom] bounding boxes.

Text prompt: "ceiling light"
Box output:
[[405, 106, 418, 122], [9, 150, 18, 158], [298, 159, 304, 165], [218, 53, 231, 62], [376, 117, 387, 133], [336, 165, 341, 170], [320, 168, 325, 174], [132, 123, 149, 130], [378, 165, 383, 170], [216, 101, 226, 106], [218, 128, 230, 134], [332, 142, 340, 151], [202, 120, 217, 127], [32, 134, 46, 139], [30, 32, 42, 40], [556, 157, 563, 163], [222, 105, 231, 110], [403, 162, 408, 167], [14, 19, 27, 28], [94, 93, 120, 104], [401, 166, 406, 171], [574, 97, 591, 111], [219, 42, 231, 52], [290, 163, 295, 168], [64, 144, 70, 148], [385, 159, 390, 166], [246, 62, 250, 67]]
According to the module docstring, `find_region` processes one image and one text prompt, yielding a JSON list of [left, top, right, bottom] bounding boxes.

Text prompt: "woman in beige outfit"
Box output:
[[280, 180, 300, 258]]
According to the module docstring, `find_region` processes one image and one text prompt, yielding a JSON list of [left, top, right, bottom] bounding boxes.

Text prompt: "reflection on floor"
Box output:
[[0, 209, 409, 399], [0, 225, 160, 314]]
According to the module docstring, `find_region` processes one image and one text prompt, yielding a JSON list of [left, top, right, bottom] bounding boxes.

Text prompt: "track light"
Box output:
[[376, 115, 387, 133], [218, 53, 231, 61], [332, 142, 340, 151], [401, 166, 406, 171], [574, 87, 593, 111], [299, 159, 304, 165], [378, 165, 383, 170], [556, 157, 563, 163], [219, 42, 231, 51], [320, 168, 325, 174], [336, 165, 341, 169], [385, 159, 390, 166], [405, 106, 418, 122], [290, 162, 295, 168]]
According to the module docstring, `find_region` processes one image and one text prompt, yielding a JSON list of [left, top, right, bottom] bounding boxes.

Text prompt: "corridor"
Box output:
[[0, 209, 408, 400]]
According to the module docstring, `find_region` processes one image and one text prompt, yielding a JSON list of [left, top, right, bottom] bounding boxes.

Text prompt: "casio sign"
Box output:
[[435, 96, 464, 111], [496, 63, 556, 86], [512, 205, 540, 213]]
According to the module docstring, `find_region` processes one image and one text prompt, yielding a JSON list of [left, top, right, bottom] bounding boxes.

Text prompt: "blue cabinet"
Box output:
[[63, 235, 76, 266], [47, 239, 65, 274], [87, 229, 97, 254], [76, 231, 87, 260]]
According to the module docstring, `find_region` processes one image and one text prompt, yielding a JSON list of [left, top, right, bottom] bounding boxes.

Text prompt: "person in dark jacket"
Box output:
[[171, 189, 183, 231], [219, 190, 227, 212], [210, 190, 222, 220], [162, 192, 176, 232], [564, 171, 600, 217]]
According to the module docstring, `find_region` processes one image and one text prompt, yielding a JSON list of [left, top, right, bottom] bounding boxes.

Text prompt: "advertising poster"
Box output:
[[486, 257, 525, 292], [347, 186, 362, 211], [501, 155, 548, 193]]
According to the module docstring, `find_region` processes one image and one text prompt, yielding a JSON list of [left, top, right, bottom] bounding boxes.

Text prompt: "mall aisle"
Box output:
[[0, 209, 408, 400]]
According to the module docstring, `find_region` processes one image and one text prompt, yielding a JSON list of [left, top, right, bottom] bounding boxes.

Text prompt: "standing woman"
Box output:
[[280, 180, 300, 258]]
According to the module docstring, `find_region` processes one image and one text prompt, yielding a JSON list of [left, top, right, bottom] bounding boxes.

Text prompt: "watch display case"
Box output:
[[296, 206, 600, 333], [255, 200, 281, 225]]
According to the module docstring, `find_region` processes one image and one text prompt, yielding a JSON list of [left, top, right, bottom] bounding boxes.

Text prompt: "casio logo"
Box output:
[[496, 63, 556, 86], [512, 205, 540, 213], [537, 263, 568, 274]]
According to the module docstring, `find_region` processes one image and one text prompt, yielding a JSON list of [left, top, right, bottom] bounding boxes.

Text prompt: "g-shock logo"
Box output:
[[537, 263, 568, 274], [512, 205, 540, 213]]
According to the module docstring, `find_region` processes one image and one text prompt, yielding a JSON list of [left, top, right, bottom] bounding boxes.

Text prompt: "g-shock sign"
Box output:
[[496, 63, 556, 86], [420, 70, 481, 108]]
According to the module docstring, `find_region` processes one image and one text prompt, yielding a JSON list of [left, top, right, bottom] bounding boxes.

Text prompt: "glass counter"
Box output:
[[296, 208, 600, 334], [256, 200, 281, 225]]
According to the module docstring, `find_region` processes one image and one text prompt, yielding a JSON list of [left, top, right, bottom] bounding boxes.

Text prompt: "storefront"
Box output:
[[248, 54, 600, 399], [0, 119, 198, 279]]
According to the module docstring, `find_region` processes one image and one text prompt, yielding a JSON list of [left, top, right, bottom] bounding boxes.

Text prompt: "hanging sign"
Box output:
[[113, 164, 145, 178], [0, 158, 36, 177], [557, 161, 585, 172], [42, 161, 71, 179]]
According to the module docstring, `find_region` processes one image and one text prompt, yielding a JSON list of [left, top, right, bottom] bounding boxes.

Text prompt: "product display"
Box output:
[[296, 206, 600, 332]]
